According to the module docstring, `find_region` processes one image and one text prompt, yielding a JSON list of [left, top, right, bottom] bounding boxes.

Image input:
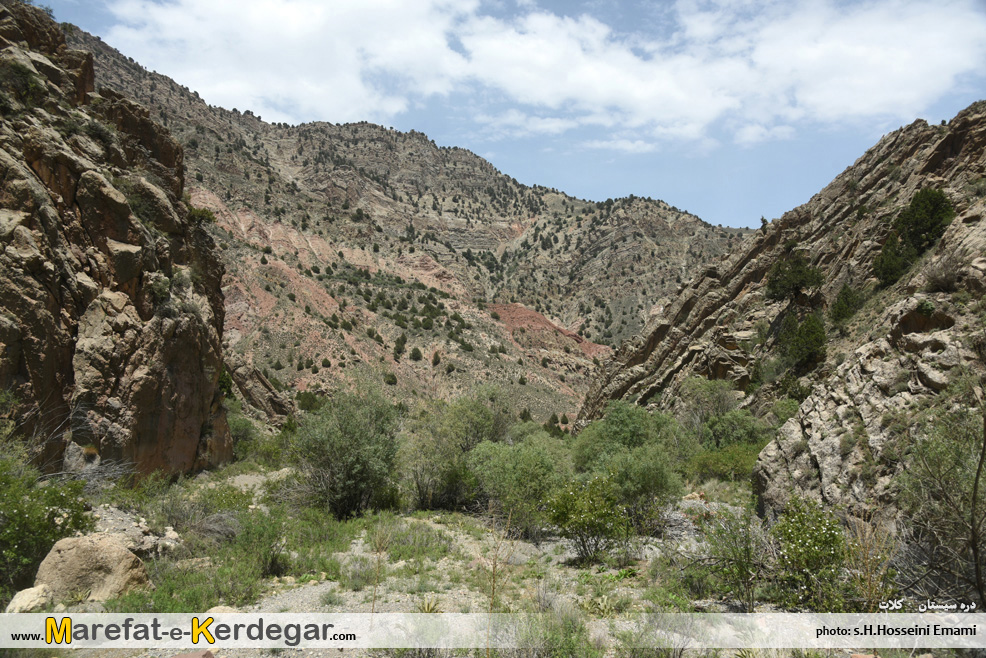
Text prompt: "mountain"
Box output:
[[580, 100, 986, 515], [0, 0, 230, 473], [66, 27, 747, 423]]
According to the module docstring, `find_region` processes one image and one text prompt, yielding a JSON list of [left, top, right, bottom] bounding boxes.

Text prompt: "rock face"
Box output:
[[0, 0, 230, 473], [580, 101, 986, 515], [34, 535, 152, 602]]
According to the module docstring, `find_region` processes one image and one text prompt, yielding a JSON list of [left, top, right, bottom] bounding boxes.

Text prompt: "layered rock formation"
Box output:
[[0, 0, 230, 473], [581, 101, 986, 515]]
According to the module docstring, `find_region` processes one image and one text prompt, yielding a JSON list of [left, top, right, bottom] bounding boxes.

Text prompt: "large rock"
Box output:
[[35, 535, 152, 602]]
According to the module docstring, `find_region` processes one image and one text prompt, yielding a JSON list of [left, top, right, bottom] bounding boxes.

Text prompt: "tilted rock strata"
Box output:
[[580, 101, 986, 515]]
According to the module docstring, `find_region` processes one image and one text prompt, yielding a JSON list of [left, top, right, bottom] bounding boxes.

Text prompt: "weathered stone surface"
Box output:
[[0, 1, 230, 475], [4, 584, 53, 613], [35, 535, 152, 602]]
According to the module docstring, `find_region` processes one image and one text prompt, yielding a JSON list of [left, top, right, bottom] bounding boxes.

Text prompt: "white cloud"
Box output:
[[102, 0, 986, 142], [583, 138, 659, 153]]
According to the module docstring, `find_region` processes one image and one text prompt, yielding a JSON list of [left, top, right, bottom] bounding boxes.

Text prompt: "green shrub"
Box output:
[[0, 457, 93, 604], [701, 504, 773, 611], [765, 251, 823, 302], [829, 284, 865, 324], [292, 386, 400, 519], [398, 389, 512, 510], [0, 60, 45, 108], [689, 441, 766, 482], [383, 372, 397, 385], [678, 377, 737, 435], [701, 408, 769, 449], [548, 475, 628, 564], [469, 430, 569, 540], [899, 407, 985, 605], [777, 312, 826, 367], [873, 232, 915, 287], [772, 496, 847, 610], [771, 398, 800, 425], [896, 187, 954, 254], [875, 188, 954, 286]]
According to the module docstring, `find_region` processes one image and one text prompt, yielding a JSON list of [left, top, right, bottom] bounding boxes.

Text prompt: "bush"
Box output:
[[0, 60, 45, 108], [873, 232, 915, 287], [772, 496, 847, 610], [896, 187, 954, 254], [765, 251, 823, 302], [828, 284, 865, 324], [875, 188, 954, 287], [701, 504, 774, 611], [701, 408, 769, 449], [678, 377, 736, 435], [548, 475, 628, 563], [899, 407, 985, 605], [399, 389, 513, 510], [469, 430, 569, 541], [292, 386, 400, 519], [777, 312, 826, 367], [0, 456, 93, 604]]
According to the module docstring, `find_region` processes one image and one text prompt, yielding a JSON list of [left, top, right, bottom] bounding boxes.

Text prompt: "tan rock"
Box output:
[[4, 584, 54, 613], [35, 535, 152, 602]]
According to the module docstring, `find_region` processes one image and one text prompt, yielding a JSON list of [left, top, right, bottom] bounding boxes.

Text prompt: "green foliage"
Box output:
[[469, 428, 569, 540], [701, 408, 769, 449], [772, 496, 847, 610], [409, 347, 423, 361], [689, 441, 766, 482], [765, 251, 823, 302], [572, 402, 687, 532], [292, 386, 400, 519], [771, 398, 801, 425], [873, 232, 915, 286], [0, 457, 93, 604], [678, 377, 737, 434], [899, 407, 985, 604], [0, 60, 45, 108], [217, 367, 234, 398], [828, 284, 865, 325], [896, 187, 954, 254], [399, 389, 513, 510], [875, 188, 954, 286], [777, 312, 827, 367], [187, 206, 216, 224], [548, 475, 628, 564], [296, 390, 325, 412], [701, 504, 773, 612]]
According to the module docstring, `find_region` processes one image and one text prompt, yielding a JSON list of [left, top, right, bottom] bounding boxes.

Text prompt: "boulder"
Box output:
[[35, 535, 152, 602]]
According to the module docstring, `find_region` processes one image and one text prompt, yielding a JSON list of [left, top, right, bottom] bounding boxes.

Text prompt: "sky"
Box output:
[[45, 0, 986, 228]]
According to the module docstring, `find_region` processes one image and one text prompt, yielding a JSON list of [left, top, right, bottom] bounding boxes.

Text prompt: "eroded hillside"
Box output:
[[68, 27, 747, 419]]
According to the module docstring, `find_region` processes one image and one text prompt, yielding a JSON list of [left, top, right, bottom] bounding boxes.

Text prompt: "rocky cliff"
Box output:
[[0, 0, 230, 474], [580, 101, 986, 515]]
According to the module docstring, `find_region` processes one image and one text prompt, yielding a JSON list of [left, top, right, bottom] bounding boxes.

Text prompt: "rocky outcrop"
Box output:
[[34, 535, 152, 602], [580, 101, 986, 515], [0, 0, 230, 473]]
